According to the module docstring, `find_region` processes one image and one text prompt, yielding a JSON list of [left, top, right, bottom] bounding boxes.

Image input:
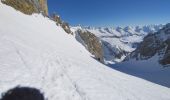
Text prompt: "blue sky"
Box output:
[[47, 0, 170, 27]]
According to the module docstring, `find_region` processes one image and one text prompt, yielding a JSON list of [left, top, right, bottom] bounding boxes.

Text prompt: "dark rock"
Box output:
[[51, 13, 73, 34], [62, 22, 73, 34], [159, 39, 170, 66], [76, 30, 104, 63], [126, 23, 170, 67], [52, 14, 62, 25]]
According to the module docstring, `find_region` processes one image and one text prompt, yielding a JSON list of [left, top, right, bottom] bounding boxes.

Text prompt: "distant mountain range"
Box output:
[[72, 24, 170, 87], [72, 25, 163, 64], [113, 24, 170, 87], [125, 23, 170, 66]]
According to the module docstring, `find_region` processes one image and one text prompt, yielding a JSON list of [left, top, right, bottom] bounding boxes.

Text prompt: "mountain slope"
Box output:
[[125, 23, 170, 65], [0, 2, 170, 100], [114, 24, 170, 87], [72, 25, 163, 64]]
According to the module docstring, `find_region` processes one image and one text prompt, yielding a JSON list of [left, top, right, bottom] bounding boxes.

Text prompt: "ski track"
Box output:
[[0, 38, 155, 100], [0, 27, 170, 100]]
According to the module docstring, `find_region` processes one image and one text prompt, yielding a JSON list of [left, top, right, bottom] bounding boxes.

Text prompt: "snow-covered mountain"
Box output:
[[113, 24, 170, 87], [1, 1, 170, 100], [72, 25, 163, 64], [124, 23, 170, 65], [73, 25, 170, 87]]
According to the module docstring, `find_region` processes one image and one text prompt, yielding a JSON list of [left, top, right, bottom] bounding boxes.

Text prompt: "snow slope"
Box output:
[[113, 55, 170, 88], [0, 2, 170, 100]]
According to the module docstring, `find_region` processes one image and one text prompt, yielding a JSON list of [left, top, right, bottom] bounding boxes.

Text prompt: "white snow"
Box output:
[[0, 2, 170, 100], [114, 54, 170, 88]]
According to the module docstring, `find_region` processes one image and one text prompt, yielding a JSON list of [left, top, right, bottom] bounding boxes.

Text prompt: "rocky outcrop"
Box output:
[[133, 33, 158, 59], [38, 0, 48, 16], [159, 39, 170, 65], [76, 30, 104, 63], [52, 13, 73, 34], [1, 0, 48, 16], [126, 23, 170, 67], [52, 14, 62, 25], [61, 22, 73, 34]]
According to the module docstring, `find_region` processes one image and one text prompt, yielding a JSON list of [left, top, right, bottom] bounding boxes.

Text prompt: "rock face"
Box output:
[[76, 29, 104, 63], [38, 0, 48, 16], [1, 0, 48, 16], [160, 39, 170, 65], [52, 13, 73, 34], [52, 14, 62, 25], [126, 23, 170, 67]]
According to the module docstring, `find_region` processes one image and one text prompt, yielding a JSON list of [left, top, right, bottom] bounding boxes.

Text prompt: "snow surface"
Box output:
[[113, 54, 170, 88], [0, 2, 170, 100]]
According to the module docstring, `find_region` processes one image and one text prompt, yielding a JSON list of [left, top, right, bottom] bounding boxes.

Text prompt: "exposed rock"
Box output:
[[61, 22, 73, 34], [52, 14, 62, 25], [159, 39, 170, 65], [76, 29, 104, 63], [135, 33, 158, 59], [38, 0, 48, 16], [1, 0, 48, 16], [126, 23, 170, 67], [52, 13, 73, 34]]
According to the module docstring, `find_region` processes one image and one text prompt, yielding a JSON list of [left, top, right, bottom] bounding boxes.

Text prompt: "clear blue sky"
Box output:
[[47, 0, 170, 27]]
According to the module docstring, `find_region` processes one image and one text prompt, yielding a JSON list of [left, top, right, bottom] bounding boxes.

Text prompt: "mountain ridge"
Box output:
[[125, 23, 170, 66], [72, 24, 163, 64]]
